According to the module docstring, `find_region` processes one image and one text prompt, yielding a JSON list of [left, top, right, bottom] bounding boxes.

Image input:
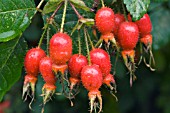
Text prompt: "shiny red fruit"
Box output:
[[95, 7, 114, 34], [90, 48, 111, 77], [118, 22, 139, 50], [68, 54, 88, 79], [113, 13, 125, 37], [81, 64, 103, 92], [50, 32, 72, 65], [39, 57, 56, 84], [135, 14, 152, 36], [24, 47, 46, 76]]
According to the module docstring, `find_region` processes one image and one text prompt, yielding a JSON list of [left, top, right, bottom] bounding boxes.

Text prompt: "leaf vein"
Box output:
[[0, 8, 36, 14]]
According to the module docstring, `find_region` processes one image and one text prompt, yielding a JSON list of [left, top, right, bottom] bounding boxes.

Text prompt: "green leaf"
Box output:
[[124, 0, 150, 21], [0, 0, 36, 42], [71, 18, 94, 35], [43, 0, 64, 14], [0, 36, 27, 101], [70, 0, 91, 11], [79, 18, 94, 26]]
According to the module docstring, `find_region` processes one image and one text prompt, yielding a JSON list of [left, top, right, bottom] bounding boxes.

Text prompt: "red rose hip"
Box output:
[[81, 64, 103, 113], [95, 7, 115, 34], [39, 57, 57, 106], [50, 32, 72, 75], [39, 57, 56, 84], [118, 22, 139, 86], [24, 47, 46, 75], [23, 47, 46, 108], [113, 13, 125, 37], [135, 14, 152, 36], [117, 22, 139, 50], [68, 54, 88, 90], [50, 32, 72, 65], [90, 48, 111, 77]]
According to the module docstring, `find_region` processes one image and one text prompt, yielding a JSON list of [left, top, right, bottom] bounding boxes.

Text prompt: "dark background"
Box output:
[[1, 0, 170, 113]]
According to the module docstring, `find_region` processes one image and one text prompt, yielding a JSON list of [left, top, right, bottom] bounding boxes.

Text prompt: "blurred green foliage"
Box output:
[[1, 0, 170, 113]]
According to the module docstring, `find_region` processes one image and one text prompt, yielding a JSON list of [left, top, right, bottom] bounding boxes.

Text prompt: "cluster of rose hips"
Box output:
[[22, 32, 116, 113], [95, 7, 154, 86], [22, 5, 154, 113]]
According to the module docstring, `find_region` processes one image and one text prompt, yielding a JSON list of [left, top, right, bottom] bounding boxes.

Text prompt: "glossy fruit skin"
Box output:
[[68, 54, 88, 79], [118, 22, 139, 50], [39, 57, 56, 84], [90, 48, 111, 77], [113, 13, 125, 37], [24, 47, 46, 76], [95, 7, 114, 34], [135, 14, 152, 36], [81, 65, 103, 91], [50, 32, 72, 65]]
